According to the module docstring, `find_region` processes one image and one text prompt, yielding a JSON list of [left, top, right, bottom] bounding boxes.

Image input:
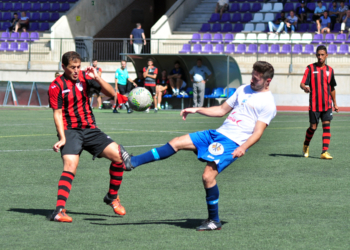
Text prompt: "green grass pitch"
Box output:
[[0, 108, 350, 249]]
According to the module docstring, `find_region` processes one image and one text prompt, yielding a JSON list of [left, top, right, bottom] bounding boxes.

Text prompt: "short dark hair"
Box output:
[[92, 59, 97, 62], [317, 0, 322, 3], [14, 12, 18, 15], [253, 61, 274, 80], [174, 61, 180, 65], [55, 71, 60, 76], [281, 11, 285, 14], [121, 60, 126, 63], [148, 58, 153, 62], [62, 51, 81, 67], [197, 58, 202, 62], [316, 45, 327, 54], [324, 10, 329, 14], [340, 0, 344, 3], [136, 23, 141, 28]]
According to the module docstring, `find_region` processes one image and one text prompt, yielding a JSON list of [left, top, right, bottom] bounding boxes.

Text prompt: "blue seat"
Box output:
[[49, 13, 60, 22], [40, 12, 50, 21], [41, 3, 50, 12], [31, 13, 40, 22], [205, 87, 224, 98], [221, 88, 236, 97]]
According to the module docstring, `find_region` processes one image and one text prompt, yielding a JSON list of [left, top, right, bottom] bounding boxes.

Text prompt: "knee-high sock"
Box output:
[[322, 123, 331, 153], [304, 127, 316, 146], [56, 171, 75, 210], [205, 184, 220, 222], [108, 162, 124, 199], [130, 143, 176, 168]]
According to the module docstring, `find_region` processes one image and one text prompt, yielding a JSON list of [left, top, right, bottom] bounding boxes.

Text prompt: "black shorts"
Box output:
[[60, 128, 114, 160], [145, 85, 156, 96], [309, 108, 333, 124], [118, 84, 127, 95], [19, 23, 29, 30]]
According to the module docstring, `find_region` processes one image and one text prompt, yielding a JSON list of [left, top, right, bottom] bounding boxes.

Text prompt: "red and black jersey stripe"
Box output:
[[301, 63, 337, 112]]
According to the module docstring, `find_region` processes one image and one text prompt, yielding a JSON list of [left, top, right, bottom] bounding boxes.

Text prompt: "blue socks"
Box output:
[[206, 184, 220, 222], [130, 143, 176, 168]]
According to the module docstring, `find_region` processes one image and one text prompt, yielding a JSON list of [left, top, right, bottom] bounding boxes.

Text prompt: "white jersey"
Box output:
[[216, 84, 276, 146]]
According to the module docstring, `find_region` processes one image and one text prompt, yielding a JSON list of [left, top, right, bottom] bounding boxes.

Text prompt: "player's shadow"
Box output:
[[269, 153, 319, 159], [90, 219, 227, 230]]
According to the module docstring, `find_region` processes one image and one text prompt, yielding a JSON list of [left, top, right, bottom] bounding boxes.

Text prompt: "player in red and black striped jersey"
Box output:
[[143, 58, 158, 113], [300, 45, 339, 159], [48, 51, 129, 222]]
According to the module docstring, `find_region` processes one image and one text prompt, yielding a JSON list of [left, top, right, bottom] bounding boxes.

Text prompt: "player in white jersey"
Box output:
[[120, 61, 277, 231]]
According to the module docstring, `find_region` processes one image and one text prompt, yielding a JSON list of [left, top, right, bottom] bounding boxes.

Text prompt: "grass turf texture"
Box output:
[[0, 108, 350, 249]]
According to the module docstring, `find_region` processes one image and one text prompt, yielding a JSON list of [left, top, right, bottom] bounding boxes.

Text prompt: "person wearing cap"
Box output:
[[268, 11, 286, 34], [329, 1, 339, 30], [337, 0, 348, 23], [296, 1, 312, 23], [316, 11, 331, 34], [340, 10, 350, 33], [313, 1, 327, 22]]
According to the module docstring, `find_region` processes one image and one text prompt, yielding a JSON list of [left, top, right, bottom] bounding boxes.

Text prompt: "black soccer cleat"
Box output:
[[196, 219, 222, 231], [119, 145, 134, 171]]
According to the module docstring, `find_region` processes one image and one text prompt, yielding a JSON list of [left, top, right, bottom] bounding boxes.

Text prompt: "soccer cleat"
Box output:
[[145, 108, 150, 113], [104, 194, 126, 216], [154, 109, 158, 113], [119, 144, 134, 171], [320, 151, 333, 160], [127, 108, 133, 114], [50, 208, 73, 223], [196, 219, 222, 231], [113, 109, 119, 113], [302, 145, 309, 158]]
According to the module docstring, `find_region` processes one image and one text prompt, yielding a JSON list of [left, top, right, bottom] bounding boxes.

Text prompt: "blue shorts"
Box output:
[[189, 130, 239, 173]]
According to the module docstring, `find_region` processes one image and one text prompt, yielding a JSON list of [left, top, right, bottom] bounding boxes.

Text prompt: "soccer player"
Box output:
[[48, 51, 128, 222], [156, 69, 169, 110], [143, 58, 158, 113], [121, 61, 277, 231], [300, 45, 339, 159], [90, 59, 103, 109]]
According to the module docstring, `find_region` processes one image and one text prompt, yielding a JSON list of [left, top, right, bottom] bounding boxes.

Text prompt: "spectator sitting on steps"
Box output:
[[316, 11, 331, 34], [215, 0, 229, 19], [268, 11, 286, 34]]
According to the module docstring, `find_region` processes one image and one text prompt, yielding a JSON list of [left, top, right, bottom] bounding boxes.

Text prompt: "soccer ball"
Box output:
[[128, 87, 153, 111]]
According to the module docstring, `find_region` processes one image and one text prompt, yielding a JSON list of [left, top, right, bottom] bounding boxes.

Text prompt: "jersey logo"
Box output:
[[76, 82, 83, 91], [208, 142, 224, 156], [227, 112, 242, 126], [51, 85, 57, 89], [326, 71, 329, 77], [62, 89, 70, 94], [313, 71, 318, 74]]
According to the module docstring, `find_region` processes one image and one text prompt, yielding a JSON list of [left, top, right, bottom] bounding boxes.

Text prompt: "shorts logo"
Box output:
[[62, 89, 70, 94], [330, 113, 332, 116], [107, 136, 110, 139], [207, 155, 215, 159], [208, 142, 224, 156]]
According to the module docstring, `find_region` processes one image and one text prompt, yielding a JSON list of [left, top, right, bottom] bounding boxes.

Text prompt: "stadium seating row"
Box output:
[[0, 41, 29, 51], [179, 43, 350, 55], [0, 21, 50, 31], [190, 32, 350, 44], [163, 87, 237, 99], [229, 0, 333, 2], [0, 2, 72, 12], [1, 31, 39, 41], [0, 12, 60, 22]]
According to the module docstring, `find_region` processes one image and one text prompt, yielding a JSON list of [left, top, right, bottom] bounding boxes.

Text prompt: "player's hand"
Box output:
[[53, 139, 66, 153], [133, 83, 138, 87], [86, 66, 98, 80], [334, 105, 339, 113], [303, 86, 310, 93], [180, 108, 199, 121], [232, 147, 246, 158], [144, 41, 147, 45]]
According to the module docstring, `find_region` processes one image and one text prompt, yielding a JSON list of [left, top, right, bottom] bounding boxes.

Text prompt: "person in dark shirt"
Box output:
[[156, 69, 169, 110], [296, 1, 312, 23], [168, 61, 185, 96], [134, 70, 144, 87], [268, 12, 286, 34], [8, 13, 19, 32], [130, 23, 146, 54]]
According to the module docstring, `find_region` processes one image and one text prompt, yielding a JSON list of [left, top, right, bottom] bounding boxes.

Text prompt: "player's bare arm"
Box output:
[[128, 77, 137, 87], [331, 87, 339, 112], [52, 109, 65, 152], [181, 102, 233, 121], [86, 66, 115, 97], [232, 121, 267, 158], [300, 82, 310, 93]]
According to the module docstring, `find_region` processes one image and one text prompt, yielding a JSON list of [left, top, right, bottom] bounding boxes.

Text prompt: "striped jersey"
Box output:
[[143, 66, 158, 86], [48, 71, 101, 130], [301, 63, 337, 112]]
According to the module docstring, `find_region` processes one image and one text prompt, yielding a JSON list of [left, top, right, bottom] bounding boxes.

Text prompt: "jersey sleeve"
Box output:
[[99, 68, 102, 73], [225, 88, 239, 108], [143, 67, 146, 72], [48, 82, 62, 110], [330, 69, 337, 87], [204, 66, 212, 76], [154, 68, 158, 75], [258, 102, 277, 126], [84, 71, 102, 93], [115, 69, 118, 79], [189, 67, 194, 75], [301, 66, 311, 85]]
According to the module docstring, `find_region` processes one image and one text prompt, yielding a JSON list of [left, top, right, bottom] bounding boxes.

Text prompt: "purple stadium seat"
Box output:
[[251, 3, 262, 12], [347, 34, 350, 43], [51, 3, 60, 12], [189, 33, 201, 43], [18, 32, 29, 42], [0, 3, 2, 11], [302, 44, 314, 54], [0, 42, 9, 51], [324, 34, 335, 43], [8, 32, 19, 41], [18, 42, 29, 51], [224, 33, 234, 43], [212, 33, 223, 43], [242, 13, 252, 23], [14, 3, 22, 11], [201, 33, 212, 43], [283, 3, 294, 12], [222, 23, 232, 32], [241, 3, 251, 12], [199, 23, 210, 32], [179, 44, 191, 53], [220, 13, 231, 23], [3, 12, 12, 21], [202, 44, 213, 53], [225, 44, 235, 53], [299, 23, 309, 32], [258, 44, 269, 54], [67, 0, 79, 2], [268, 44, 280, 54], [2, 22, 11, 31], [60, 3, 70, 12], [31, 12, 40, 22], [333, 23, 341, 33], [335, 33, 347, 43], [39, 22, 50, 31], [32, 3, 41, 12], [213, 44, 224, 54], [208, 13, 220, 23], [248, 0, 256, 2], [29, 22, 39, 31], [231, 13, 241, 22], [40, 12, 50, 21], [328, 44, 337, 54], [8, 42, 19, 51], [338, 44, 349, 54], [229, 3, 239, 12], [280, 44, 292, 54], [211, 23, 222, 32], [41, 3, 50, 12], [191, 44, 202, 54], [292, 44, 303, 54], [233, 23, 243, 32], [49, 12, 60, 22], [307, 2, 316, 11], [4, 3, 12, 12], [312, 34, 323, 44], [236, 44, 246, 53], [246, 44, 258, 54], [22, 3, 32, 12], [0, 32, 10, 41], [309, 23, 317, 32]]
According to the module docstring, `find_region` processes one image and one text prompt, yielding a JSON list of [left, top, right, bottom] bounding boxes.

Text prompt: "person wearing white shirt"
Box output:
[[121, 61, 277, 231], [215, 0, 229, 18], [189, 59, 212, 107], [15, 11, 29, 32]]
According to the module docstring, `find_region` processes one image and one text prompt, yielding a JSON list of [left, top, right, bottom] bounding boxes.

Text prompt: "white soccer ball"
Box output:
[[128, 87, 153, 111]]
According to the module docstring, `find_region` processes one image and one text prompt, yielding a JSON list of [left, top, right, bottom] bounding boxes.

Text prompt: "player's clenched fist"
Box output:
[[53, 139, 66, 152]]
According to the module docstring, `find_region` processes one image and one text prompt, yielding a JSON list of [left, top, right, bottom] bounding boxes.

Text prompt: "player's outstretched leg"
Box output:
[[303, 125, 316, 158], [320, 122, 333, 159]]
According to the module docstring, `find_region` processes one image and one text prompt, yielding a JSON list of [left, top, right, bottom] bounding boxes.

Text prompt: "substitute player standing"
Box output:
[[300, 45, 339, 159], [48, 51, 128, 222], [143, 58, 158, 113], [119, 61, 276, 231]]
